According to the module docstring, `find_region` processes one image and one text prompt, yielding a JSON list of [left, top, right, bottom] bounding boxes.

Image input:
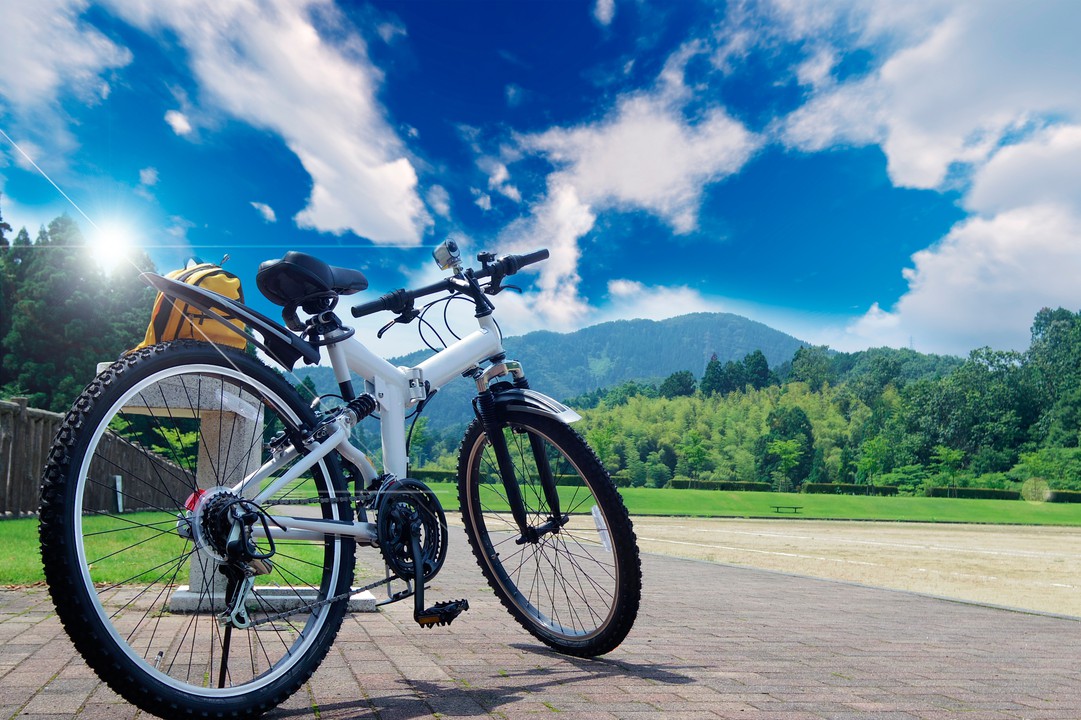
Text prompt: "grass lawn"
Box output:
[[6, 486, 1081, 585], [613, 488, 1081, 525]]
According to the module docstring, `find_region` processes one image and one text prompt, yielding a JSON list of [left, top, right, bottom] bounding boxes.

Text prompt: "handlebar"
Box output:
[[351, 249, 549, 319]]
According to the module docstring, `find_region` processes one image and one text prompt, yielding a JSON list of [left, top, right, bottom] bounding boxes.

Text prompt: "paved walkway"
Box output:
[[3, 529, 1081, 719]]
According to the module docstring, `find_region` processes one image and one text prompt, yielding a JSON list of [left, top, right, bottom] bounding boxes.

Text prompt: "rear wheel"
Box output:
[[458, 411, 641, 656], [39, 342, 355, 719]]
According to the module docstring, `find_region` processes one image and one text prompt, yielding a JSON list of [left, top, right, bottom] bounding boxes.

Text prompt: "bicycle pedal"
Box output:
[[415, 599, 469, 628]]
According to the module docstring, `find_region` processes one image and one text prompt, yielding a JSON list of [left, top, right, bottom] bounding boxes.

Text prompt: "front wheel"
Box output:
[[457, 411, 641, 656]]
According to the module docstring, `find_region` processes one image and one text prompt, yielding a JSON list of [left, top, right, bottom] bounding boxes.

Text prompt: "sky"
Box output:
[[2, 0, 1081, 361]]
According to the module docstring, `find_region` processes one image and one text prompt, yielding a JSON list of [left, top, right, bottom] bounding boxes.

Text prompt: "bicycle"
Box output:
[[38, 242, 641, 719]]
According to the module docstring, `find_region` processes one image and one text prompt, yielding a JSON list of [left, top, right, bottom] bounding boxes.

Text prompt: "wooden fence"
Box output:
[[0, 398, 194, 516]]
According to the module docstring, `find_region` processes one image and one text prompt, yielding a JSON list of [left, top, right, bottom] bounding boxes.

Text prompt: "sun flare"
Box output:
[[89, 219, 137, 273]]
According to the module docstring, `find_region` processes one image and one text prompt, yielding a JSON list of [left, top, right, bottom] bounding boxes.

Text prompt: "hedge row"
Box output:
[[802, 483, 899, 496], [667, 480, 772, 491], [411, 469, 458, 483], [411, 469, 588, 487], [928, 487, 1021, 500], [410, 470, 1081, 502]]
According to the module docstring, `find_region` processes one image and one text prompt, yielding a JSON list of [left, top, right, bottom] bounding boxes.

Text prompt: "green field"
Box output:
[[440, 483, 1081, 525], [6, 486, 1081, 585]]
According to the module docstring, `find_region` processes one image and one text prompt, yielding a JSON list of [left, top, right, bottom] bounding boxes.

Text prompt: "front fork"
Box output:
[[473, 377, 565, 544]]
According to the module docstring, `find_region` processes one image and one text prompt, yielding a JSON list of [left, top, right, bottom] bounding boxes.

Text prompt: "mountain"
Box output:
[[295, 312, 808, 430]]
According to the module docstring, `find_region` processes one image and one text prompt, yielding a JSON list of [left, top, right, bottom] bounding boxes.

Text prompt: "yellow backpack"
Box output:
[[133, 260, 247, 351]]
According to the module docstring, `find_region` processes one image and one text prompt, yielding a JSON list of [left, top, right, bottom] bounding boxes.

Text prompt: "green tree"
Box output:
[[297, 375, 319, 403], [659, 370, 696, 398], [1, 215, 156, 409], [856, 435, 891, 482], [0, 193, 12, 249], [700, 354, 724, 396], [676, 430, 710, 480], [624, 452, 647, 488], [790, 345, 833, 391], [0, 200, 15, 349], [587, 422, 619, 468], [408, 416, 431, 467], [742, 350, 771, 390], [645, 452, 672, 488], [754, 405, 814, 488], [931, 444, 965, 485], [767, 437, 804, 492]]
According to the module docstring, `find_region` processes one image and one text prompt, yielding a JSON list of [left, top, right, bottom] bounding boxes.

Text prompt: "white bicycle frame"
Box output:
[[236, 312, 505, 546]]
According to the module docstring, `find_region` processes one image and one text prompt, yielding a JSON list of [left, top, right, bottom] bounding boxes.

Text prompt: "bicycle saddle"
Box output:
[[256, 251, 369, 307]]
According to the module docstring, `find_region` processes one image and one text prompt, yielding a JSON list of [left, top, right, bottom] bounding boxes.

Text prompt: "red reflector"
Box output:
[[184, 488, 206, 512]]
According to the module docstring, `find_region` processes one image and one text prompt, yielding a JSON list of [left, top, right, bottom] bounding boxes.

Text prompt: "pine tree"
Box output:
[[1, 215, 156, 410], [0, 193, 12, 250], [0, 196, 16, 355], [742, 350, 771, 389]]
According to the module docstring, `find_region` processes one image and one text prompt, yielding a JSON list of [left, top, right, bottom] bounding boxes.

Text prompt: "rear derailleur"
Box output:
[[181, 488, 277, 629]]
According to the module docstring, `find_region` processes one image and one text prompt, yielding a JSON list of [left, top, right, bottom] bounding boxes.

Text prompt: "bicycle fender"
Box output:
[[490, 387, 582, 424], [142, 272, 321, 370]]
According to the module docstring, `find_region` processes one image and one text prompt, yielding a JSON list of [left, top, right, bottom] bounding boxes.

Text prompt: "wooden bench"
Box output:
[[771, 505, 803, 514]]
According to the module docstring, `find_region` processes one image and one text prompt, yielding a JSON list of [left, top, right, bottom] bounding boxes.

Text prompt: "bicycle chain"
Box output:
[[270, 495, 371, 506], [248, 574, 395, 627], [243, 491, 421, 626]]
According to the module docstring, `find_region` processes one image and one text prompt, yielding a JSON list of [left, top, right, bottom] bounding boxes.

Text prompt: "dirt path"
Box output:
[[631, 516, 1081, 617]]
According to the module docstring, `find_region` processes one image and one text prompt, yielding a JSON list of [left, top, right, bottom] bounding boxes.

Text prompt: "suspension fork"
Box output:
[[472, 383, 564, 544]]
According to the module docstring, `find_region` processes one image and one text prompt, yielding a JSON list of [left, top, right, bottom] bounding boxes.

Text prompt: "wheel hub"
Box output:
[[186, 487, 264, 563]]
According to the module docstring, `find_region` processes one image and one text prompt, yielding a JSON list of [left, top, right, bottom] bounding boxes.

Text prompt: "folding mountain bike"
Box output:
[[38, 243, 641, 719]]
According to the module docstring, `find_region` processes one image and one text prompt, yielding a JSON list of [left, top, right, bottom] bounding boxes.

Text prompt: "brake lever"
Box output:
[[377, 308, 420, 338], [484, 282, 522, 296]]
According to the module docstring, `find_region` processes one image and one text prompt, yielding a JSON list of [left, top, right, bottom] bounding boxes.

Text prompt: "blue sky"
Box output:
[[2, 1, 1081, 359]]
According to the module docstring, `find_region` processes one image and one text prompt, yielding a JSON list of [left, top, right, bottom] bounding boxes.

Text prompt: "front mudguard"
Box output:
[[484, 386, 581, 425]]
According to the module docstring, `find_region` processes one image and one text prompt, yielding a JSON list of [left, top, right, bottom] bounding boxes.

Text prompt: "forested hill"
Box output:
[[297, 312, 808, 429], [411, 312, 805, 400]]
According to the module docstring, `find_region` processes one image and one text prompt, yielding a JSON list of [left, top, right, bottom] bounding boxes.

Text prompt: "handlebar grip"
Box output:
[[509, 248, 549, 273], [351, 289, 405, 318]]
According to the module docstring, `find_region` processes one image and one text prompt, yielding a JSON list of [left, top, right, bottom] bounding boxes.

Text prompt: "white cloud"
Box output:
[[0, 0, 130, 110], [780, 1, 1081, 190], [524, 92, 759, 234], [103, 0, 428, 245], [497, 183, 595, 327], [966, 125, 1081, 217], [376, 21, 406, 44], [794, 46, 837, 90], [593, 0, 615, 27], [472, 191, 492, 212], [480, 159, 521, 203], [134, 166, 159, 200], [164, 109, 193, 136], [0, 0, 131, 171], [599, 279, 726, 323], [491, 40, 760, 338], [426, 185, 451, 218], [842, 204, 1081, 355], [767, 0, 1081, 355], [505, 84, 524, 108], [250, 201, 277, 223]]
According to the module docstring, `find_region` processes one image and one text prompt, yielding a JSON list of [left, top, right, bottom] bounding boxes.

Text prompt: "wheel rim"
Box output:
[[70, 363, 346, 697], [466, 424, 620, 641]]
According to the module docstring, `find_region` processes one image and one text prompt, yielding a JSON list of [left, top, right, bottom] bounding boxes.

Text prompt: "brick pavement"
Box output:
[[3, 528, 1081, 719]]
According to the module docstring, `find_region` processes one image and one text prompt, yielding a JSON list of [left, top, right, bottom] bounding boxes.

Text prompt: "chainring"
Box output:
[[376, 478, 448, 582]]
